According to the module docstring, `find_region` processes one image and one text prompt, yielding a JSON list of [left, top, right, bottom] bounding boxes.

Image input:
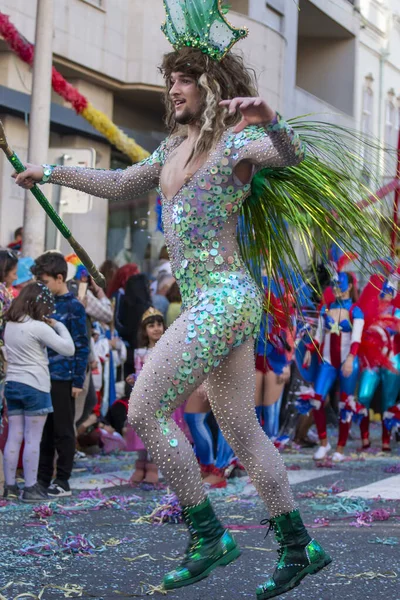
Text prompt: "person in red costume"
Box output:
[[357, 263, 400, 451]]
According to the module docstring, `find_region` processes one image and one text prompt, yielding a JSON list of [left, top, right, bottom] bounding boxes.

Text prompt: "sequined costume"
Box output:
[[49, 116, 303, 514]]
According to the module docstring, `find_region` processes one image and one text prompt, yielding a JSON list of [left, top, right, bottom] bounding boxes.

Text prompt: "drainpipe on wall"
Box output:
[[378, 48, 389, 146]]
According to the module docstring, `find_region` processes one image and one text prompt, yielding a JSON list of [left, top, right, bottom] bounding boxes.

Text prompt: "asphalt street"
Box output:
[[1, 424, 399, 600]]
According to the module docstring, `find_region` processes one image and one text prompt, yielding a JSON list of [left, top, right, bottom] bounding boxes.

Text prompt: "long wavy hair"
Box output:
[[160, 48, 258, 164]]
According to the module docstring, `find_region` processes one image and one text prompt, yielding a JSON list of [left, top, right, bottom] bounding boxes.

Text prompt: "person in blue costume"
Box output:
[[184, 385, 235, 488], [299, 254, 365, 462], [255, 277, 294, 441], [357, 270, 400, 452]]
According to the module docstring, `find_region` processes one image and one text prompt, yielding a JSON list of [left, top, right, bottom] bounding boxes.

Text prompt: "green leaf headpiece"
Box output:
[[161, 0, 248, 61]]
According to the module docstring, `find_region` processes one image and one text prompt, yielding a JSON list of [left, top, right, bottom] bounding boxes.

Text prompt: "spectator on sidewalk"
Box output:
[[32, 252, 89, 498], [13, 257, 35, 295], [107, 263, 140, 334], [64, 255, 113, 434], [151, 273, 174, 320], [7, 227, 23, 253], [2, 283, 74, 502], [100, 259, 118, 294], [0, 283, 13, 497], [0, 249, 18, 297], [166, 281, 182, 327], [65, 254, 113, 325]]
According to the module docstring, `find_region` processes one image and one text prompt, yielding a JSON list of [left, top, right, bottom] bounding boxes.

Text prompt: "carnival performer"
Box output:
[[256, 277, 294, 440], [356, 268, 400, 452], [299, 256, 364, 462], [16, 1, 394, 595]]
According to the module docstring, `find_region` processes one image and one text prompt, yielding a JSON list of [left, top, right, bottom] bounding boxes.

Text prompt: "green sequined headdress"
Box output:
[[161, 0, 248, 61]]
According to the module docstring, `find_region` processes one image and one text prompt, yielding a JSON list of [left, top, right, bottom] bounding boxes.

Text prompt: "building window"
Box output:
[[80, 0, 106, 10], [385, 92, 397, 149], [265, 1, 284, 33], [361, 79, 374, 179], [361, 86, 373, 136]]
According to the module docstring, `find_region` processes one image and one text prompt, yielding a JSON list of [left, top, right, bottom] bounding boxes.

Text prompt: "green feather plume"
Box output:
[[238, 118, 395, 311]]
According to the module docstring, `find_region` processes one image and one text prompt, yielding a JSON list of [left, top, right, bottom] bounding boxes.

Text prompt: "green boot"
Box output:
[[163, 497, 241, 590], [256, 509, 332, 599]]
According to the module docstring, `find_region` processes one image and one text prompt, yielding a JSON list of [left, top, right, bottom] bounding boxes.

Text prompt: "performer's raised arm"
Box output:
[[13, 140, 167, 200], [220, 97, 305, 169]]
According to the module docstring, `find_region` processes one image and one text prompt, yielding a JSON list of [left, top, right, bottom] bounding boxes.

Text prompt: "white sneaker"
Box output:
[[332, 451, 345, 463], [313, 443, 331, 461], [307, 429, 319, 444], [74, 450, 87, 461]]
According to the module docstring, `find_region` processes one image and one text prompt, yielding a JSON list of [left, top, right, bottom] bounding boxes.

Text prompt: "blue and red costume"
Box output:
[[296, 246, 365, 452], [255, 277, 295, 439], [305, 295, 364, 445], [357, 269, 400, 449]]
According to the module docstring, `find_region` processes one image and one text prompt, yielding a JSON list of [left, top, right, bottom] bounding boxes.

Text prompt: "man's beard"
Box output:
[[174, 106, 200, 126]]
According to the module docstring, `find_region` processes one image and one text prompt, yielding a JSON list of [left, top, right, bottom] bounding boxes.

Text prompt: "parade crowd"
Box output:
[[0, 231, 399, 503]]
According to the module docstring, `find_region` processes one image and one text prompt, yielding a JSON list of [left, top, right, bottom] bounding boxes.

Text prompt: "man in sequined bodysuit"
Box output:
[[14, 46, 331, 600]]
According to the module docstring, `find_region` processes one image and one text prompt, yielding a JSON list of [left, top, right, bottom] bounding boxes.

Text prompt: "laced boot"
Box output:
[[256, 509, 332, 599], [163, 497, 240, 590]]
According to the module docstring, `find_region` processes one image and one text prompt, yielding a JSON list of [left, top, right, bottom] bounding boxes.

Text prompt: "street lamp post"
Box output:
[[22, 0, 54, 258]]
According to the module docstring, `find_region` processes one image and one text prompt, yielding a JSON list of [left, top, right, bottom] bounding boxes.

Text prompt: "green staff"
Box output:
[[0, 121, 105, 288]]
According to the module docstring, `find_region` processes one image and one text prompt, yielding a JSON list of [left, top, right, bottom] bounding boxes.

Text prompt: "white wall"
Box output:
[[0, 115, 28, 246], [296, 37, 356, 115]]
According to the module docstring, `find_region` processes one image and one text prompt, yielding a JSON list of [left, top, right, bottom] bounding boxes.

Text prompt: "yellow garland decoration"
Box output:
[[81, 103, 150, 163]]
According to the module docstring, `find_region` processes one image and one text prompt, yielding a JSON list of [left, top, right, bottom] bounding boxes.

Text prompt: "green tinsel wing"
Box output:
[[238, 120, 394, 307]]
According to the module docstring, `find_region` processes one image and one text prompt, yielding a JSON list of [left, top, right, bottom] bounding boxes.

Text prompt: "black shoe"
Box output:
[[22, 483, 49, 503], [37, 481, 49, 493], [47, 479, 72, 498], [3, 484, 19, 500]]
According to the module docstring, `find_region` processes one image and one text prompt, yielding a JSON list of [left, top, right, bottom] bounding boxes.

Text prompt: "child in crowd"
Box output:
[[0, 248, 18, 297], [128, 307, 190, 484], [32, 252, 89, 497], [127, 308, 165, 484], [2, 282, 74, 501]]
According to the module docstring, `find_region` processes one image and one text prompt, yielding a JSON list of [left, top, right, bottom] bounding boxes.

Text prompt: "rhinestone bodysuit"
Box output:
[[49, 116, 304, 513]]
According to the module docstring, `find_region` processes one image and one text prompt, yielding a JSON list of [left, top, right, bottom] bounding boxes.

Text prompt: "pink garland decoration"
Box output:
[[0, 12, 88, 113]]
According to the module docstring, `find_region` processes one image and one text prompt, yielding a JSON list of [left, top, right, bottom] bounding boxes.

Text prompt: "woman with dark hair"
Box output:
[[99, 259, 118, 294], [106, 264, 141, 340], [106, 263, 139, 299], [0, 249, 18, 296], [118, 273, 151, 344], [117, 273, 152, 384], [3, 282, 74, 502]]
